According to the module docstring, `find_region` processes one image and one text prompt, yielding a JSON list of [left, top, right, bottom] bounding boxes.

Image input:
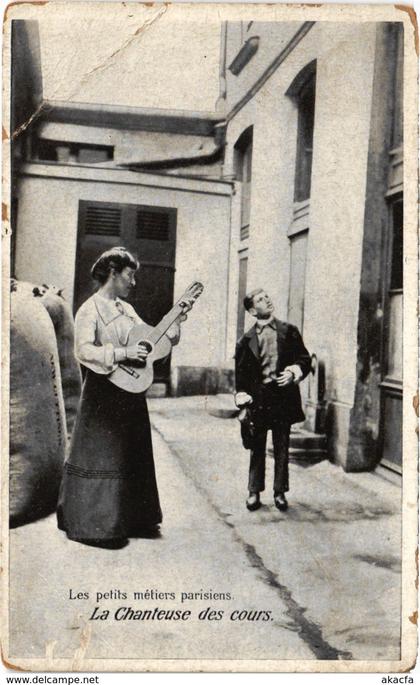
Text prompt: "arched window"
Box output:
[[286, 60, 317, 203]]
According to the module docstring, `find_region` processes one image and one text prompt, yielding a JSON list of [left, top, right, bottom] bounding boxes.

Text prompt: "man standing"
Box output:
[[235, 289, 311, 512]]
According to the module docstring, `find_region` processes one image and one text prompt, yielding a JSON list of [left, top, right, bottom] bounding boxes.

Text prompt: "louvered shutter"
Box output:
[[85, 204, 122, 236], [137, 210, 170, 241]]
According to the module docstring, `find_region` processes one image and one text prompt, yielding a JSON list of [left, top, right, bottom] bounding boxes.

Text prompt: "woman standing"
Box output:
[[57, 246, 184, 548]]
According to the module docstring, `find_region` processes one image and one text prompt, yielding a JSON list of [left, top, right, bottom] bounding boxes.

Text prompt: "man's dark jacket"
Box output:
[[235, 318, 311, 427]]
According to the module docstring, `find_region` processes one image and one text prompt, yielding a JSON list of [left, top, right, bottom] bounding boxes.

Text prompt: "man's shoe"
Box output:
[[274, 493, 288, 511], [246, 493, 261, 511]]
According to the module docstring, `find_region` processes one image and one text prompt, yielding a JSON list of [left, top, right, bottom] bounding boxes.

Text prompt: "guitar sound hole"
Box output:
[[130, 339, 153, 367]]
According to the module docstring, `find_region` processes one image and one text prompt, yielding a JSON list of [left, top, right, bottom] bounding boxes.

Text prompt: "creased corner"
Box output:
[[12, 101, 44, 141], [395, 5, 419, 55], [69, 5, 168, 98]]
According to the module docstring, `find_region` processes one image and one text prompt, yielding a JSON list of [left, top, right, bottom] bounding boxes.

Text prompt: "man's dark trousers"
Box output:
[[248, 384, 291, 494]]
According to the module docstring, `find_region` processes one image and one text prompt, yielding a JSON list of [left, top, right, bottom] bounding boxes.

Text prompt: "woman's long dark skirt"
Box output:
[[57, 370, 162, 541]]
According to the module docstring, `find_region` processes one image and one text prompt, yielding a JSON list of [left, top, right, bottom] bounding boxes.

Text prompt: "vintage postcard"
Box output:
[[1, 1, 418, 674]]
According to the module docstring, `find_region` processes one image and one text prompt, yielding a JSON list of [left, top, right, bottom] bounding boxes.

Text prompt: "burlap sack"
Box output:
[[10, 292, 67, 527], [41, 292, 82, 433], [11, 280, 82, 433]]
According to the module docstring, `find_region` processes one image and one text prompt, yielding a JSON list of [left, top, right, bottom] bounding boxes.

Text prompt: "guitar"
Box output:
[[108, 281, 204, 393]]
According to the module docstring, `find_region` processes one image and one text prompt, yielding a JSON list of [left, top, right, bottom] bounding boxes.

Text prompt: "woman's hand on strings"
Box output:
[[125, 343, 150, 361]]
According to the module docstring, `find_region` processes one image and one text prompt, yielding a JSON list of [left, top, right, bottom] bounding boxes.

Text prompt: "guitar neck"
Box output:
[[149, 303, 185, 345]]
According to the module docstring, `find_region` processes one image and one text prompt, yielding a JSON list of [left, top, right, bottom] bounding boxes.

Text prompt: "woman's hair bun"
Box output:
[[90, 247, 139, 284]]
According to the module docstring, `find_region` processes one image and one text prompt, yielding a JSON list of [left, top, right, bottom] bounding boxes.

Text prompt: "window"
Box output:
[[236, 253, 248, 340], [234, 127, 253, 240], [35, 139, 114, 164], [287, 61, 316, 203], [385, 194, 403, 382], [390, 197, 403, 291]]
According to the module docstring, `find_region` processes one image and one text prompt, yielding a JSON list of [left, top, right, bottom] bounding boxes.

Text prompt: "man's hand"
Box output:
[[235, 392, 253, 407], [275, 370, 294, 387]]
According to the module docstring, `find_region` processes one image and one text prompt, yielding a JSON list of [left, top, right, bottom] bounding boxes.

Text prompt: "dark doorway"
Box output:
[[379, 194, 403, 473], [74, 200, 177, 386]]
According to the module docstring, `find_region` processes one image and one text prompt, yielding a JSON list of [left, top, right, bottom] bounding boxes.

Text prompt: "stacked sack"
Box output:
[[9, 281, 82, 527]]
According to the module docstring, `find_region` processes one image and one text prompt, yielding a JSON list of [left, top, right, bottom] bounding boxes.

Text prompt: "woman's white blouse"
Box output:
[[74, 294, 179, 375]]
